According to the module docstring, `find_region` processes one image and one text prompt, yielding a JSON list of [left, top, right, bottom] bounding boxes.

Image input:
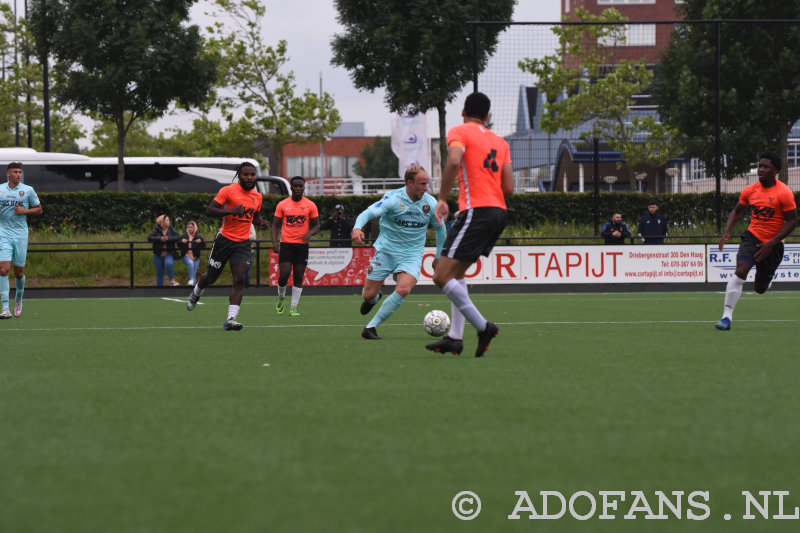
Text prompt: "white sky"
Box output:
[[156, 0, 562, 139], [8, 0, 562, 146]]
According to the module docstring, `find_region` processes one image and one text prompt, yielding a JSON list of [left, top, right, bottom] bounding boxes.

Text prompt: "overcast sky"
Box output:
[[6, 0, 562, 146], [160, 0, 563, 140]]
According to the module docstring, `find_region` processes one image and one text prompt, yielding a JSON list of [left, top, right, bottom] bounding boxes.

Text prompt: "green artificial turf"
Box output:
[[2, 291, 800, 532]]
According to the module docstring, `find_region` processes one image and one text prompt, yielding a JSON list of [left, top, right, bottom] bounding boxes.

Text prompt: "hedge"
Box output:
[[30, 191, 753, 233]]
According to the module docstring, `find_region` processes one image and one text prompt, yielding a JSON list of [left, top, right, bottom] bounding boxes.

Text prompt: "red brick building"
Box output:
[[550, 1, 687, 193], [282, 137, 374, 195], [562, 0, 683, 63]]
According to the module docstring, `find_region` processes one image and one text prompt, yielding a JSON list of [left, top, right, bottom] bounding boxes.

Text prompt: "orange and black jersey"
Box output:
[[214, 183, 263, 242], [739, 180, 796, 242]]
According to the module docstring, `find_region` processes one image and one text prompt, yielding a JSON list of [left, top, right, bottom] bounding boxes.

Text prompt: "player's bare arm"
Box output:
[[206, 200, 243, 218], [302, 216, 321, 244], [754, 208, 797, 261], [352, 228, 365, 245], [15, 204, 42, 216], [271, 216, 282, 253], [253, 212, 269, 230], [436, 145, 462, 224], [501, 163, 514, 196], [718, 203, 746, 251]]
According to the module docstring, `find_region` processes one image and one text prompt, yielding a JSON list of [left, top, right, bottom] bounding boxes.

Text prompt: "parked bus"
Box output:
[[0, 148, 289, 195]]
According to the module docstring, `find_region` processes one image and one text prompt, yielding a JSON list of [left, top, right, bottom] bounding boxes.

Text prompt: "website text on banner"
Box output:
[[268, 246, 708, 286], [707, 243, 800, 283]]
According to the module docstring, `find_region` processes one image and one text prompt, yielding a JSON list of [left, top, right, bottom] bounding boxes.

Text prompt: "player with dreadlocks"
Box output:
[[186, 162, 269, 330]]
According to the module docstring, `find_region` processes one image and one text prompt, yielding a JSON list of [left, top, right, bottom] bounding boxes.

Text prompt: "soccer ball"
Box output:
[[423, 309, 450, 337]]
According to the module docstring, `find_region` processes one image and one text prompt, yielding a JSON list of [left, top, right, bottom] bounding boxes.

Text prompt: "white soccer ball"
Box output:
[[424, 309, 450, 337]]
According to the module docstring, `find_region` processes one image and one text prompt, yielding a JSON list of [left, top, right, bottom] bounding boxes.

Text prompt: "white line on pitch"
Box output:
[[4, 318, 800, 332], [162, 297, 203, 305]]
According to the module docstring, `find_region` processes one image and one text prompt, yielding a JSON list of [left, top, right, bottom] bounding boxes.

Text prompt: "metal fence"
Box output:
[[27, 235, 738, 289], [468, 19, 800, 229]]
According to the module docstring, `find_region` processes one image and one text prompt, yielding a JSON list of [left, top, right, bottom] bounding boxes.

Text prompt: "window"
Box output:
[[788, 141, 800, 167], [328, 156, 345, 177], [564, 0, 570, 14], [285, 156, 323, 177], [286, 155, 362, 178], [598, 24, 656, 47], [598, 0, 655, 4]]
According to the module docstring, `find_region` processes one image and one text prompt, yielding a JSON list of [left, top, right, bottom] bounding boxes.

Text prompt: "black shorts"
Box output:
[[442, 207, 507, 263], [207, 233, 252, 270], [279, 242, 310, 265], [737, 230, 784, 279]]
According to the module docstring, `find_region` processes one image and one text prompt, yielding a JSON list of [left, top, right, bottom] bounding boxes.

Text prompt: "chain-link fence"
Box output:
[[469, 19, 800, 228]]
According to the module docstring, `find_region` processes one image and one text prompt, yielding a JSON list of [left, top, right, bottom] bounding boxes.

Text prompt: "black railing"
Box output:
[[27, 234, 758, 288]]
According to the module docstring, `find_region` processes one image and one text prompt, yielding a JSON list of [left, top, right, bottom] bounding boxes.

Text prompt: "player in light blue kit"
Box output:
[[352, 164, 447, 339], [0, 162, 42, 318]]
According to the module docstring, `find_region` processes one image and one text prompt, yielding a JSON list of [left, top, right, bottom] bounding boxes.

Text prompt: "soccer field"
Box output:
[[2, 290, 800, 532]]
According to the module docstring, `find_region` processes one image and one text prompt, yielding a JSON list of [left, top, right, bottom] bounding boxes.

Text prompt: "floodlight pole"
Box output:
[[714, 21, 722, 232], [472, 24, 478, 92], [14, 0, 20, 146], [593, 138, 600, 236]]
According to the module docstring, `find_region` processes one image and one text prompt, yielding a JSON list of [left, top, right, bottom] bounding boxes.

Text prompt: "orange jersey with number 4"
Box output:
[[446, 121, 512, 211], [739, 180, 796, 242], [214, 183, 263, 242]]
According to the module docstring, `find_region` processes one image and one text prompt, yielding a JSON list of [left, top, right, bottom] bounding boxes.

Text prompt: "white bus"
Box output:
[[0, 148, 290, 195]]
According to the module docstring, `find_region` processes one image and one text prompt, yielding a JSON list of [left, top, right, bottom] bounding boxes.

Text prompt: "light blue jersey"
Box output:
[[355, 187, 446, 258], [0, 181, 40, 239]]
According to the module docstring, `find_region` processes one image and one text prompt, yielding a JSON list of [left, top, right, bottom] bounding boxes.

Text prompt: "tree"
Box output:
[[331, 0, 514, 176], [204, 0, 340, 176], [0, 2, 84, 151], [86, 117, 163, 157], [354, 137, 398, 180], [0, 2, 18, 145], [653, 0, 800, 182], [32, 109, 84, 153], [159, 117, 264, 165], [519, 7, 682, 190], [29, 0, 216, 190]]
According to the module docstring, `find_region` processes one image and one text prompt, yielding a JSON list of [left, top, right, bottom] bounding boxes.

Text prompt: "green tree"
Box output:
[[0, 2, 84, 151], [331, 0, 514, 177], [159, 116, 267, 170], [653, 0, 800, 182], [204, 0, 340, 176], [354, 137, 398, 180], [519, 7, 681, 190], [32, 110, 84, 153], [0, 2, 18, 146], [86, 117, 163, 157], [29, 0, 216, 190]]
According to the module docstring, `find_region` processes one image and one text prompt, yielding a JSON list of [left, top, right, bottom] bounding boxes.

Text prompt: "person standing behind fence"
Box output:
[[0, 162, 42, 319], [426, 91, 514, 358], [186, 162, 269, 331], [714, 151, 796, 331], [148, 214, 181, 287], [178, 220, 205, 286], [601, 213, 631, 244], [638, 200, 668, 244], [321, 203, 354, 247]]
